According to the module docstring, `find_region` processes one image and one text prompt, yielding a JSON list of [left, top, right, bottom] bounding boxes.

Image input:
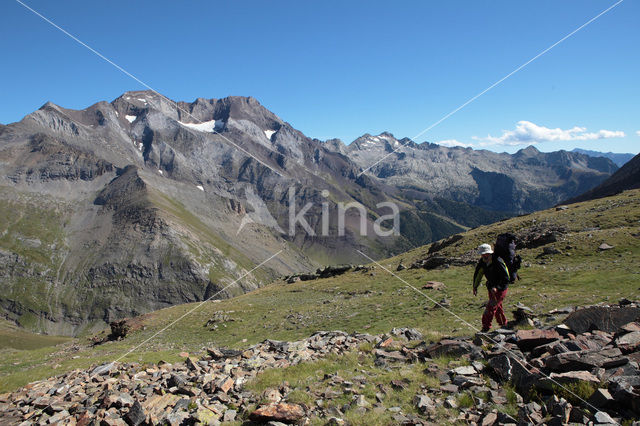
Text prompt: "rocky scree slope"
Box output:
[[2, 301, 640, 425]]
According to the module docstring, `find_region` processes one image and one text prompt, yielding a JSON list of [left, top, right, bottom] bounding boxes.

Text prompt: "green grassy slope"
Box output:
[[1, 189, 639, 393], [0, 320, 70, 350]]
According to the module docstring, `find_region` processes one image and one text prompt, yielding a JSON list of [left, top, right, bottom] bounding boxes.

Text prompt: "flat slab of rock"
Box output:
[[564, 306, 640, 334], [536, 370, 600, 391], [424, 339, 475, 358], [616, 331, 640, 353], [451, 365, 476, 376], [249, 403, 305, 422], [515, 329, 561, 351], [544, 348, 624, 372]]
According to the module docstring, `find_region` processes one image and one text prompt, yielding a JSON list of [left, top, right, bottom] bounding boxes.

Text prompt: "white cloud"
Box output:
[[473, 121, 625, 147], [435, 139, 474, 148], [636, 130, 640, 137]]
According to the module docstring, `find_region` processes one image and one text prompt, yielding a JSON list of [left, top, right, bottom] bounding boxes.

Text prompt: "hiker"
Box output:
[[472, 243, 510, 332]]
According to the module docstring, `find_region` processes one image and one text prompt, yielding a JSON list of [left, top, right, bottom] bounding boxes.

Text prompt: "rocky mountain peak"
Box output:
[[323, 138, 348, 156], [350, 132, 405, 153], [39, 101, 61, 112], [515, 145, 540, 157]]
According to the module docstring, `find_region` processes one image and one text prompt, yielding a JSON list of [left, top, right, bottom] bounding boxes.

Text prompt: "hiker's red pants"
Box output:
[[482, 288, 508, 330]]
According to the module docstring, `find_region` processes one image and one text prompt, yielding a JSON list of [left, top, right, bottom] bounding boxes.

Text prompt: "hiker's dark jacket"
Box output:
[[473, 255, 510, 292]]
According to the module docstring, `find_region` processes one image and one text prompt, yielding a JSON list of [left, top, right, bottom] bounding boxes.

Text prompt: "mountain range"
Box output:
[[564, 151, 640, 204], [571, 148, 636, 167], [0, 91, 619, 335]]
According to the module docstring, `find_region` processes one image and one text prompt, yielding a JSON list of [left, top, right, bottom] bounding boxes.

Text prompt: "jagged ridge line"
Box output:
[[15, 0, 289, 178]]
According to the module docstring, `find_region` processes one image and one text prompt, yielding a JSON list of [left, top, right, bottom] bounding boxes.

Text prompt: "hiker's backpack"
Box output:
[[495, 233, 521, 283]]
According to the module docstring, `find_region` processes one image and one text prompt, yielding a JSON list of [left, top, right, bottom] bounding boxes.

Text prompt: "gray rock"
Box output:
[[125, 401, 145, 426], [564, 306, 640, 333], [594, 411, 616, 424], [451, 365, 476, 376], [223, 409, 237, 422], [91, 362, 115, 376], [617, 331, 640, 352], [444, 396, 458, 409]]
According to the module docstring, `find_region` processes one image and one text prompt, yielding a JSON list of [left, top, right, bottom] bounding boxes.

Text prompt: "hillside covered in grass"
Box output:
[[0, 189, 639, 424]]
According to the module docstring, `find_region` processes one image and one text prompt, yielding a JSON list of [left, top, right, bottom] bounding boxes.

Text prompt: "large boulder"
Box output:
[[564, 306, 640, 334], [488, 353, 541, 394]]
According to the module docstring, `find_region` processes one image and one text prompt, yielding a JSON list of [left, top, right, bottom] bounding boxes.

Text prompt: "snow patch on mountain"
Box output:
[[125, 115, 137, 123], [264, 129, 276, 140], [179, 120, 217, 133]]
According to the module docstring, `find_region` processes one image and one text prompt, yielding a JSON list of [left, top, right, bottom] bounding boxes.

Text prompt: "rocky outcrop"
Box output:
[[283, 264, 355, 283]]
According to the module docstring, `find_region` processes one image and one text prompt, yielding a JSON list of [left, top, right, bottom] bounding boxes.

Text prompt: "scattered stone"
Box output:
[[390, 379, 409, 391], [391, 327, 423, 341], [594, 411, 616, 424], [440, 384, 459, 393], [588, 388, 614, 408], [248, 403, 305, 422], [422, 281, 446, 290], [124, 401, 145, 426], [451, 365, 476, 376], [444, 396, 458, 409], [223, 409, 237, 422], [413, 395, 435, 414], [352, 395, 370, 408], [598, 243, 614, 251], [91, 362, 115, 376], [481, 411, 498, 426], [542, 246, 562, 256]]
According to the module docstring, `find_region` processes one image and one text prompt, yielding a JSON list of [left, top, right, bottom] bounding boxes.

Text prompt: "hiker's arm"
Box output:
[[472, 262, 483, 295]]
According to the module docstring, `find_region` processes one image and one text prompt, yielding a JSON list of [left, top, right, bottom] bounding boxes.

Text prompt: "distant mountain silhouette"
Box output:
[[564, 153, 640, 204], [572, 148, 635, 167]]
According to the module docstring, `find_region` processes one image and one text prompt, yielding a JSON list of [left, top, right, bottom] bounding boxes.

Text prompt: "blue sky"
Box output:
[[2, 0, 638, 154]]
